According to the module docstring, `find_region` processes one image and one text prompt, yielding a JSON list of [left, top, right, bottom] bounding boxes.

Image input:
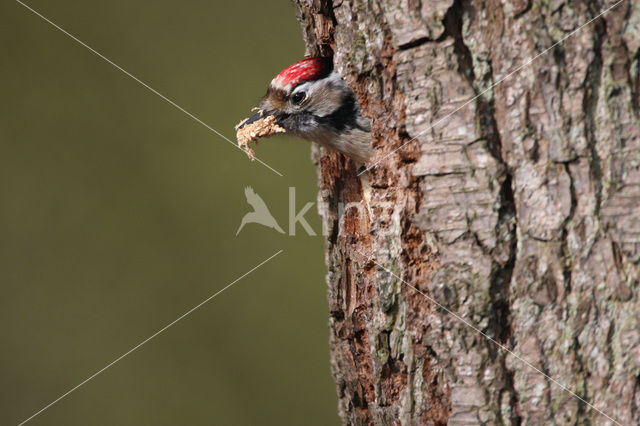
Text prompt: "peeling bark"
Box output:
[[293, 0, 640, 424]]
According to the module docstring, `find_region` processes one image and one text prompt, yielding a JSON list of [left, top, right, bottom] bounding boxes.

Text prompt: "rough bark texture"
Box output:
[[293, 0, 640, 424]]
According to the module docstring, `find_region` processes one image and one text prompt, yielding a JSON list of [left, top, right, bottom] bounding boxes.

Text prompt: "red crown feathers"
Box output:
[[272, 57, 333, 90]]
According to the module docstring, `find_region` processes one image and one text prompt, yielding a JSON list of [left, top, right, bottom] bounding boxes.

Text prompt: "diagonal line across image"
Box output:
[[353, 250, 622, 426], [18, 250, 284, 425], [358, 0, 625, 176], [15, 0, 284, 177]]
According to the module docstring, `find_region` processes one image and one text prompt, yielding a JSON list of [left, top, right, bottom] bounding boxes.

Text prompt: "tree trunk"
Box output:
[[293, 0, 640, 424]]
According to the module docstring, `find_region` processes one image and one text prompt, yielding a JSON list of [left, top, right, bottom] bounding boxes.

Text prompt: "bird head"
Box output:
[[238, 57, 372, 164]]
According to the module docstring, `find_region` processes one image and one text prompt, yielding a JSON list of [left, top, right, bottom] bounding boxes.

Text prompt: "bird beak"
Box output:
[[239, 106, 289, 129], [237, 109, 289, 130], [236, 110, 266, 130]]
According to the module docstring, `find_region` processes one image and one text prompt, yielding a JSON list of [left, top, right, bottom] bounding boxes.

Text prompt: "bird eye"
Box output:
[[291, 91, 306, 105]]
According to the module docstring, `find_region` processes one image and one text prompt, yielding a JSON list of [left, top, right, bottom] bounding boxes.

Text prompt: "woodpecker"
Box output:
[[238, 57, 372, 164]]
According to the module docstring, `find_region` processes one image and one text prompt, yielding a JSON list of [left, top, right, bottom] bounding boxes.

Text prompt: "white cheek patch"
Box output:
[[294, 73, 347, 117]]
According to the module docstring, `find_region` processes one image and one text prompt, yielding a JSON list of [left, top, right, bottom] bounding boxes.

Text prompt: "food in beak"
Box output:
[[235, 110, 286, 160]]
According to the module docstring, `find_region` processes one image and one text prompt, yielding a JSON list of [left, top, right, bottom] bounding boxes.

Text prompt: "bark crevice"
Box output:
[[293, 0, 640, 423]]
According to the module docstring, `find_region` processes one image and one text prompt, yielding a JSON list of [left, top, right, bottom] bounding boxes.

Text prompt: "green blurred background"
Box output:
[[1, 1, 337, 424]]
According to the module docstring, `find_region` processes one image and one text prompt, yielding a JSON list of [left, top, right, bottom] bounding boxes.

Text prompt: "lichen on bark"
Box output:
[[293, 0, 640, 424]]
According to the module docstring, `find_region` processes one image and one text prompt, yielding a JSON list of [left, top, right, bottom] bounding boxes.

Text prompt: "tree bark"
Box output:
[[293, 0, 640, 424]]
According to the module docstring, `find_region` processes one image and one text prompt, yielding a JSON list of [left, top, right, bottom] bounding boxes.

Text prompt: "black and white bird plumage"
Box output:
[[238, 57, 372, 164]]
